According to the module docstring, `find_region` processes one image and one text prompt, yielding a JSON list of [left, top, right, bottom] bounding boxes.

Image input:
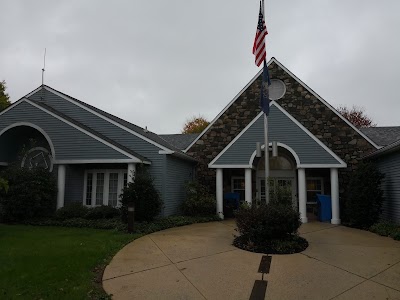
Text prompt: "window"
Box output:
[[232, 177, 245, 201], [83, 170, 127, 207], [306, 178, 324, 203], [96, 173, 105, 205], [108, 173, 119, 207]]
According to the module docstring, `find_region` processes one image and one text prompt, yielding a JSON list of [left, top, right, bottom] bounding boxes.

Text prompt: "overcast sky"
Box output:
[[1, 0, 399, 134]]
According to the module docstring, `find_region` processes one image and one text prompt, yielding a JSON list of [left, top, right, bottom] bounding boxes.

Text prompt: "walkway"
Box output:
[[103, 221, 400, 299]]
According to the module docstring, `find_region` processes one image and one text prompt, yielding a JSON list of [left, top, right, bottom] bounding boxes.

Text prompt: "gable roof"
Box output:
[[185, 57, 380, 152], [209, 101, 347, 168], [364, 138, 400, 159], [29, 100, 149, 162], [25, 85, 196, 163], [360, 127, 400, 147], [160, 134, 199, 150]]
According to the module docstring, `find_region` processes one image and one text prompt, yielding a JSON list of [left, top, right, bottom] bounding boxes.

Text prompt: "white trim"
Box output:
[[209, 164, 254, 169], [54, 159, 149, 164], [159, 150, 174, 154], [83, 169, 127, 207], [271, 58, 380, 150], [249, 142, 301, 167], [297, 164, 345, 169], [25, 86, 43, 98], [0, 162, 8, 166], [209, 111, 264, 167], [24, 99, 146, 163], [21, 147, 54, 172], [185, 57, 379, 152], [0, 98, 26, 117], [0, 121, 57, 160], [41, 86, 173, 152]]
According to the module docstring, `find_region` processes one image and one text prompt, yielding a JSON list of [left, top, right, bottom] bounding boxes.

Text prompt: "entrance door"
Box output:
[[259, 178, 296, 207]]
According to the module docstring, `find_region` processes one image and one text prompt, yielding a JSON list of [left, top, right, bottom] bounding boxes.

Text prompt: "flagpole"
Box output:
[[262, 0, 270, 204], [264, 62, 270, 204]]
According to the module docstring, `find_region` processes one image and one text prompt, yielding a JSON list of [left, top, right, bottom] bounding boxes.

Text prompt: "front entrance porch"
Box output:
[[212, 144, 342, 224]]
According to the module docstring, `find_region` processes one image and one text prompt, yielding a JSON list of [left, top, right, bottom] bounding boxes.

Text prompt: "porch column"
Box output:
[[127, 163, 136, 184], [57, 164, 66, 209], [298, 168, 308, 223], [330, 168, 341, 224], [216, 168, 224, 219], [245, 168, 252, 206]]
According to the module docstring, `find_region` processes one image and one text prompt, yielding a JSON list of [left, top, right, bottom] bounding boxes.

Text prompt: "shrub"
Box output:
[[84, 205, 120, 220], [235, 202, 301, 242], [120, 172, 163, 222], [344, 162, 384, 229], [370, 220, 400, 241], [0, 167, 57, 222], [55, 203, 89, 220], [182, 181, 216, 216]]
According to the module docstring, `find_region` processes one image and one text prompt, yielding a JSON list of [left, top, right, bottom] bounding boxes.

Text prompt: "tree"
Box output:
[[337, 105, 376, 128], [0, 80, 11, 112], [182, 116, 210, 134]]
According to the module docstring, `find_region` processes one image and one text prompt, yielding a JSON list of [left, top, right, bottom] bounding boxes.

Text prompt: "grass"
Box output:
[[0, 225, 138, 300]]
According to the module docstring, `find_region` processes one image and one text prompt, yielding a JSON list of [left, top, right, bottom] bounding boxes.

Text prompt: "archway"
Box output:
[[0, 123, 55, 171]]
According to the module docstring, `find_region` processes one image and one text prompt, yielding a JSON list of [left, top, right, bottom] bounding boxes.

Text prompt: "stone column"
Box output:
[[298, 168, 308, 223], [127, 163, 136, 184], [330, 168, 341, 224], [245, 168, 252, 205], [216, 168, 224, 219], [57, 164, 66, 209]]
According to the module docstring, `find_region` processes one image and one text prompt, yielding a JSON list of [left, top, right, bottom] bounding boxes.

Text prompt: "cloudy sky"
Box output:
[[1, 0, 399, 133]]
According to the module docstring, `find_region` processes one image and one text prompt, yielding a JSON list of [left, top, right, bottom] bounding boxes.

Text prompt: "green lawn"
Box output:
[[0, 225, 137, 300]]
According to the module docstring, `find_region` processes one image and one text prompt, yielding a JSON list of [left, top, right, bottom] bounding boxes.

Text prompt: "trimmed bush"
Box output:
[[0, 167, 57, 222], [344, 162, 384, 229], [235, 203, 301, 241], [120, 172, 163, 222], [84, 205, 120, 220], [182, 181, 216, 216], [234, 193, 306, 254], [55, 203, 89, 220]]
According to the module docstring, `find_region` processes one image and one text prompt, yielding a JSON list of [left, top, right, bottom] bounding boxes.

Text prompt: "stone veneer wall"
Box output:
[[187, 61, 377, 203]]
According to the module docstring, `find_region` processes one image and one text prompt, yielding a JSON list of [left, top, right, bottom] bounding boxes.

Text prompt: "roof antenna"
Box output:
[[41, 48, 46, 86]]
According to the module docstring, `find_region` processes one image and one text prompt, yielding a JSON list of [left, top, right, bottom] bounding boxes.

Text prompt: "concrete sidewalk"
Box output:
[[103, 221, 400, 300]]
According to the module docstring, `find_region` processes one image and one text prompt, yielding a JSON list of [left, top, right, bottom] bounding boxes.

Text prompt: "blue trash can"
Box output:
[[223, 193, 240, 218], [316, 194, 332, 222]]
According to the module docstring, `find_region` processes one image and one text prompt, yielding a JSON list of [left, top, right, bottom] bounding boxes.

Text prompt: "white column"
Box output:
[[298, 168, 308, 223], [127, 163, 136, 184], [216, 168, 224, 219], [245, 168, 252, 205], [57, 164, 66, 209], [330, 168, 341, 224]]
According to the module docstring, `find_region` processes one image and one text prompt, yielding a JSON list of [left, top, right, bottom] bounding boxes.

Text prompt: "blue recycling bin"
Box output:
[[223, 193, 240, 218], [316, 194, 332, 222]]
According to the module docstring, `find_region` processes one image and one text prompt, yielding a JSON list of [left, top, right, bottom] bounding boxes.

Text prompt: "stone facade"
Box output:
[[187, 59, 377, 199]]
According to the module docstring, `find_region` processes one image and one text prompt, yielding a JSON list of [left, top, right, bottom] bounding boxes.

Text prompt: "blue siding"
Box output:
[[164, 155, 195, 216], [214, 105, 341, 165], [64, 165, 85, 205], [375, 152, 400, 224], [29, 90, 166, 199], [0, 101, 130, 160]]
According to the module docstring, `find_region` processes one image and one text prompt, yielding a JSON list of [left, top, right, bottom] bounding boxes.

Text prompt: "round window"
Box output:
[[269, 79, 286, 100]]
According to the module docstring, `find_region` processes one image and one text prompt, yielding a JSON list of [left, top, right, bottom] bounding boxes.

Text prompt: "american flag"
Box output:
[[253, 2, 268, 67]]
